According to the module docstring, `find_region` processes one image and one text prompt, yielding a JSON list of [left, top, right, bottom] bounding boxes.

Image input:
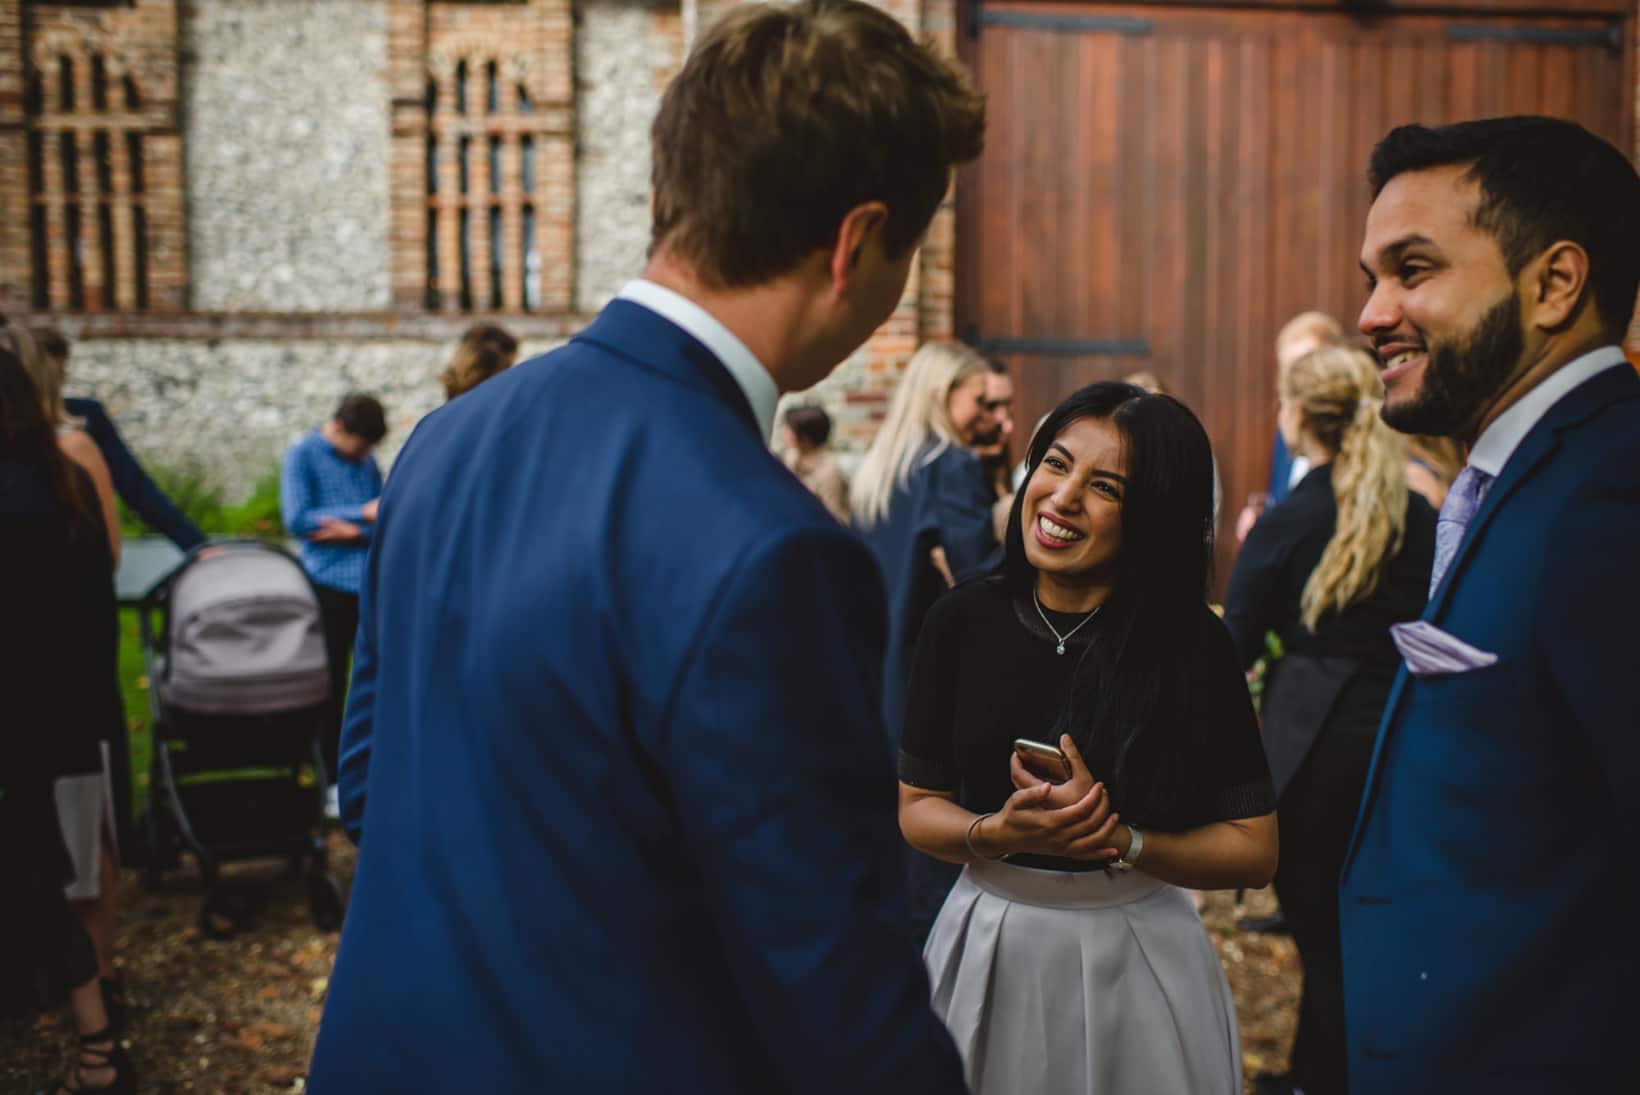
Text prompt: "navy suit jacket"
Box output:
[[310, 301, 965, 1093], [1339, 362, 1640, 1093], [65, 396, 206, 550]]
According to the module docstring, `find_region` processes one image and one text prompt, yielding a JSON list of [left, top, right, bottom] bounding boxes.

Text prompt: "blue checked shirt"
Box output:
[[280, 429, 383, 594]]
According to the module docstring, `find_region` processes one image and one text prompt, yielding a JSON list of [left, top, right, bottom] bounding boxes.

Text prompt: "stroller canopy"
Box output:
[[159, 546, 330, 715]]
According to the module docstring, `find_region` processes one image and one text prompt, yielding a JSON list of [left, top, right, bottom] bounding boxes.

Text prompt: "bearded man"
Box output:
[[1341, 116, 1640, 1094]]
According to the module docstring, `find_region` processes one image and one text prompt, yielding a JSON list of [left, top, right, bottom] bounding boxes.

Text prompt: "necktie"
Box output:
[[1428, 465, 1493, 599]]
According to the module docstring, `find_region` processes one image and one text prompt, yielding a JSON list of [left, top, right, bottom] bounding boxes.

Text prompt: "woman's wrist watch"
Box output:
[[1116, 824, 1144, 868]]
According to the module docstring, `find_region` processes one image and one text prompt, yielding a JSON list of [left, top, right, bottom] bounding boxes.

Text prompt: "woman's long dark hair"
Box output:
[[1002, 381, 1216, 828], [0, 341, 93, 526]]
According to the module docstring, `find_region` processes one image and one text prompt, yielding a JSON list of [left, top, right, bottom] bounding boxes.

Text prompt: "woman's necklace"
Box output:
[[1033, 590, 1102, 655]]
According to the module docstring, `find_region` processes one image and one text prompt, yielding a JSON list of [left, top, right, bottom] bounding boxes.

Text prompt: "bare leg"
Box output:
[[71, 845, 119, 980]]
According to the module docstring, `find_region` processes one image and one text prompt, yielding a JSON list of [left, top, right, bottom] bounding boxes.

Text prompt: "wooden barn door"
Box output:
[[955, 0, 1633, 590]]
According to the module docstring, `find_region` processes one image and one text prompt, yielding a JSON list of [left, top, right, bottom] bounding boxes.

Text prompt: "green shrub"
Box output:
[[118, 460, 285, 538]]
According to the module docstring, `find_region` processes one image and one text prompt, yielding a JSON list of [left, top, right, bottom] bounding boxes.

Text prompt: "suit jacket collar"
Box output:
[[573, 299, 762, 435], [1342, 363, 1640, 881]]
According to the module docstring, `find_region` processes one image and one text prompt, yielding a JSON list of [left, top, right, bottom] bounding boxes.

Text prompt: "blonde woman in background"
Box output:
[[3, 325, 118, 566], [851, 339, 1006, 939], [1222, 344, 1436, 1095]]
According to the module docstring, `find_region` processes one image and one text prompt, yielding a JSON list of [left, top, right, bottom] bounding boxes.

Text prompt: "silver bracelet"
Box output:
[[965, 812, 1007, 861]]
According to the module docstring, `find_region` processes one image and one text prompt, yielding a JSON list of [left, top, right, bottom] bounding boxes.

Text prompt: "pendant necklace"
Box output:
[[1033, 590, 1102, 655]]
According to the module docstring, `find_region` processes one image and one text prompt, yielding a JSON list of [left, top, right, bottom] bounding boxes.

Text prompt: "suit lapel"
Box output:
[[1342, 364, 1639, 881], [574, 299, 760, 433]]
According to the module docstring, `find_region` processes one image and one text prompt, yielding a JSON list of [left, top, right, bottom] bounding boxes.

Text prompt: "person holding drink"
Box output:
[[897, 380, 1277, 1094]]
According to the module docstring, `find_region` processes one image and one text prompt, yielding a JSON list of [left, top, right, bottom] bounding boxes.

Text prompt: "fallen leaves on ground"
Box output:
[[2, 838, 1298, 1093]]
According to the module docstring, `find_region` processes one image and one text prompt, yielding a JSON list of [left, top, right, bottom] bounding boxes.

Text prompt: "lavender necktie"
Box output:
[[1428, 465, 1493, 599]]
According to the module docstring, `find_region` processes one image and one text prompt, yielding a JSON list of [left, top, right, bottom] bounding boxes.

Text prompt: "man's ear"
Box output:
[[1526, 240, 1592, 332], [829, 201, 890, 291]]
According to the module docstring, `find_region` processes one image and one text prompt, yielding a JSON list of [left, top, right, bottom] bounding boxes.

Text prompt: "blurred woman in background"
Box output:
[[1223, 344, 1436, 1095]]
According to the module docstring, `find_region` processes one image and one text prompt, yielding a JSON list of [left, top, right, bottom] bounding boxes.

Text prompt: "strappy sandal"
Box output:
[[37, 1026, 136, 1095]]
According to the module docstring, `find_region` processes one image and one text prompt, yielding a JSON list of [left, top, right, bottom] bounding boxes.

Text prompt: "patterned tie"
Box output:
[[1428, 465, 1493, 599]]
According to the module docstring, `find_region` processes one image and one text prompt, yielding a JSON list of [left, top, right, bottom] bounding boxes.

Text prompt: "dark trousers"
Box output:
[[1273, 673, 1388, 1095], [313, 583, 360, 786]]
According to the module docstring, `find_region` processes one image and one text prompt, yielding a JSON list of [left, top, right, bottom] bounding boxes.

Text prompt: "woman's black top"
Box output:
[[1222, 464, 1437, 671], [898, 577, 1273, 871]]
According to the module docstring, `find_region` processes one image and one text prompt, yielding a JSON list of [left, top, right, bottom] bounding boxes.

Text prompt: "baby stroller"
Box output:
[[137, 540, 346, 938]]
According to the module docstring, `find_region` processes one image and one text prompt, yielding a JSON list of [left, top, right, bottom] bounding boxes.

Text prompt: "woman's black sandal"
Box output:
[[37, 1026, 136, 1095]]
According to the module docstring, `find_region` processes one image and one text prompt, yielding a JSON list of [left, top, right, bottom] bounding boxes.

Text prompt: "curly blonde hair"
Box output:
[[1281, 344, 1408, 632]]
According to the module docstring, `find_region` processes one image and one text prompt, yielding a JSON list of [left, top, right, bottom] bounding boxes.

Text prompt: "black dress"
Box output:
[[1222, 464, 1436, 1095], [899, 577, 1274, 859], [0, 460, 114, 1014]]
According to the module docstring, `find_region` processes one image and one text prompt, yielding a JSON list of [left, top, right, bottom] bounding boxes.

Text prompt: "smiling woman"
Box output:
[[896, 380, 1277, 1095]]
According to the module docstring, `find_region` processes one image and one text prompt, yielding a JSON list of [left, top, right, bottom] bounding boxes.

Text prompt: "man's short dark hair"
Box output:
[[335, 392, 388, 445], [32, 326, 69, 361], [784, 403, 832, 448], [1369, 117, 1640, 339]]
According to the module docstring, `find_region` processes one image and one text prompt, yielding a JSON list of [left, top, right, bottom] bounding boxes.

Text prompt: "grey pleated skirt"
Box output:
[[924, 858, 1240, 1095]]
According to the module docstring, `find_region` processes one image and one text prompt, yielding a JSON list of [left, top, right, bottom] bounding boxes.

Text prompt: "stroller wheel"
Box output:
[[199, 881, 259, 940], [308, 871, 346, 933]]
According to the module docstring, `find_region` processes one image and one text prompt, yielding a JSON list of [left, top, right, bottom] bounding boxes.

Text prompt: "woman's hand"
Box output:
[[977, 773, 1121, 862], [1010, 734, 1096, 808]]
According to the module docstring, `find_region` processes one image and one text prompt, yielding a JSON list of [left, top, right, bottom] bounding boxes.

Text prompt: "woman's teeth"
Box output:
[[1039, 515, 1084, 542]]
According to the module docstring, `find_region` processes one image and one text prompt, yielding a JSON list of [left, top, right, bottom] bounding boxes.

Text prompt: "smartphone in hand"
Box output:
[[1013, 738, 1073, 784]]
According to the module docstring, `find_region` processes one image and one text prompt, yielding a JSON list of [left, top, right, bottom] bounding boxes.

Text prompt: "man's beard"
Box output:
[[1380, 291, 1524, 437]]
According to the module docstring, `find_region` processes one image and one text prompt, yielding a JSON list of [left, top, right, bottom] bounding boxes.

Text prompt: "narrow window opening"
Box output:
[[455, 61, 468, 115], [91, 55, 108, 111], [488, 136, 502, 195], [425, 78, 438, 114], [459, 136, 471, 195], [30, 207, 50, 309], [427, 135, 439, 195], [520, 136, 535, 194], [489, 206, 503, 310], [26, 71, 43, 115], [93, 131, 112, 194], [486, 61, 499, 114], [522, 204, 539, 311], [27, 131, 45, 194], [98, 204, 115, 308], [426, 207, 441, 309], [122, 76, 140, 110], [59, 57, 75, 112], [132, 206, 149, 309], [126, 134, 144, 193], [458, 208, 473, 311], [61, 132, 80, 194], [66, 206, 84, 310]]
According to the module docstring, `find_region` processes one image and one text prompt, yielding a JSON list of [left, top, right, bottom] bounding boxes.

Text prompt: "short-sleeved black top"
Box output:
[[898, 577, 1273, 871]]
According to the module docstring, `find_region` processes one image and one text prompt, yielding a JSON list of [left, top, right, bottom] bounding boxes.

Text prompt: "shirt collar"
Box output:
[[1468, 344, 1627, 479], [616, 279, 780, 442]]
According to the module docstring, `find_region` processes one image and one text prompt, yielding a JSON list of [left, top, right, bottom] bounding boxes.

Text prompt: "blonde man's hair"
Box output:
[[1275, 310, 1345, 369], [1281, 344, 1409, 632], [650, 0, 985, 288], [850, 340, 990, 527]]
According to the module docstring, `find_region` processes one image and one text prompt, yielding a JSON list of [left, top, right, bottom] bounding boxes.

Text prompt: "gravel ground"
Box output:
[[2, 839, 1298, 1093]]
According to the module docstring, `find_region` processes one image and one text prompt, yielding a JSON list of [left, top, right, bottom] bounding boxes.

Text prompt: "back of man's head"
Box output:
[[335, 392, 388, 446], [1369, 117, 1640, 341], [1275, 311, 1344, 371], [649, 0, 985, 290]]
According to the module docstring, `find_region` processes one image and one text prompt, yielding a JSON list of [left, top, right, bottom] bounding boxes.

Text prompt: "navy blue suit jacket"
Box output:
[[310, 301, 965, 1093], [1340, 362, 1640, 1092], [65, 397, 206, 550]]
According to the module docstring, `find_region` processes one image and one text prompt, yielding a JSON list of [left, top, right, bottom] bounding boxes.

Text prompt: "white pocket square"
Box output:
[[1390, 620, 1500, 677]]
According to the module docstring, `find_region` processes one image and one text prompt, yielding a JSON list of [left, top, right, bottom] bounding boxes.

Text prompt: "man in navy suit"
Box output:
[[310, 2, 982, 1090], [1343, 117, 1640, 1093]]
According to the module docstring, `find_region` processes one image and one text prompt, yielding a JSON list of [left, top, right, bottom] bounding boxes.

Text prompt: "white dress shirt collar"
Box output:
[[1467, 344, 1627, 479], [616, 279, 780, 442]]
